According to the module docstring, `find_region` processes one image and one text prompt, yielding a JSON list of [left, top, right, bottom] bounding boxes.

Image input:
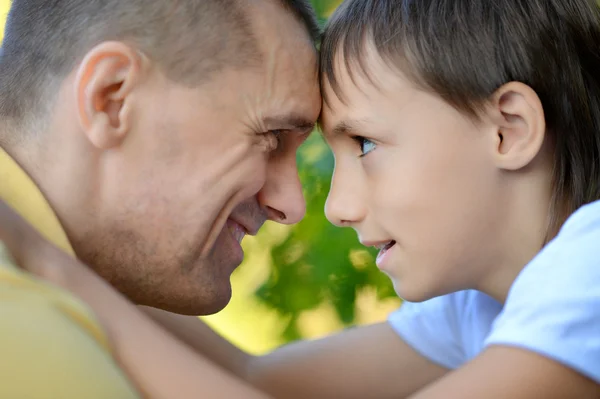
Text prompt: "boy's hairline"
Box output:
[[319, 32, 490, 130]]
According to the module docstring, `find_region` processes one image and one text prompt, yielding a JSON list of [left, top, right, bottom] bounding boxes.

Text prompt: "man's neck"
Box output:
[[0, 143, 76, 256]]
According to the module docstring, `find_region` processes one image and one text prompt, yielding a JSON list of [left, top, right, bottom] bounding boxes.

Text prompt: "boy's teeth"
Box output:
[[377, 241, 392, 250]]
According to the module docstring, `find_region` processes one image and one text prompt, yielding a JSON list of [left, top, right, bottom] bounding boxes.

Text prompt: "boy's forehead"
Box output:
[[320, 55, 415, 136], [321, 43, 414, 104]]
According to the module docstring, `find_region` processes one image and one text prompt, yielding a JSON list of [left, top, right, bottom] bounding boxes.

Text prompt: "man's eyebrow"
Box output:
[[263, 114, 316, 132]]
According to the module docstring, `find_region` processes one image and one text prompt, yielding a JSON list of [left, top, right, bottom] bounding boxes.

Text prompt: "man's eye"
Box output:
[[270, 129, 284, 143], [352, 136, 377, 157], [261, 129, 285, 152]]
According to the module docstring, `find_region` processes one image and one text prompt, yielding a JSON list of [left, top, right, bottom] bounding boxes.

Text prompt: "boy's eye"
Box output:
[[352, 136, 377, 157]]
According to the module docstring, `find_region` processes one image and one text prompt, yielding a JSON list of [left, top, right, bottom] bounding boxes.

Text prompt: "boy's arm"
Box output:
[[2, 197, 447, 398], [143, 308, 449, 399], [0, 201, 270, 399], [21, 249, 270, 399], [409, 346, 600, 399]]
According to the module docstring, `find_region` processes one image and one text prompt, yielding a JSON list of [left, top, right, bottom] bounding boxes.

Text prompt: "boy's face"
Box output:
[[321, 48, 512, 302]]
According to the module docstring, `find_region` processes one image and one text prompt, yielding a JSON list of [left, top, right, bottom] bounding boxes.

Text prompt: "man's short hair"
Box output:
[[0, 0, 319, 129]]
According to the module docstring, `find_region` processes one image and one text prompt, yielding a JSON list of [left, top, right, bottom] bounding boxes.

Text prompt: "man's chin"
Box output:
[[194, 291, 233, 316], [138, 284, 233, 316]]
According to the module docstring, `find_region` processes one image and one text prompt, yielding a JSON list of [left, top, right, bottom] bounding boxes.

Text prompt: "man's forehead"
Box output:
[[259, 58, 321, 129]]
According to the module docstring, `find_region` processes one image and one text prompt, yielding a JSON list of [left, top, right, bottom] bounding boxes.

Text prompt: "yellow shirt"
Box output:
[[0, 148, 140, 398]]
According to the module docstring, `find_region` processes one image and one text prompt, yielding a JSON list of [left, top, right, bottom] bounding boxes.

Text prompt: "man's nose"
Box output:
[[258, 155, 306, 225], [325, 163, 367, 227]]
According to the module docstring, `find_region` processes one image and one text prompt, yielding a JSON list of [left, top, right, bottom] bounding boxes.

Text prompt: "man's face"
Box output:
[[74, 5, 321, 314]]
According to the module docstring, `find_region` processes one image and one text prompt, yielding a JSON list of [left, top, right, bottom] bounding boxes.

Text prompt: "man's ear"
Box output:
[[487, 82, 546, 171], [75, 41, 142, 150]]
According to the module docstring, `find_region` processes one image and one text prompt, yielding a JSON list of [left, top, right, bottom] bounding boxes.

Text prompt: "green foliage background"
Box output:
[[0, 0, 402, 355], [202, 0, 401, 353]]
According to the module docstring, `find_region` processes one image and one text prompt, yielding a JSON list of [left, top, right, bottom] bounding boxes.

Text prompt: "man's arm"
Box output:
[[409, 346, 600, 398], [143, 308, 449, 399]]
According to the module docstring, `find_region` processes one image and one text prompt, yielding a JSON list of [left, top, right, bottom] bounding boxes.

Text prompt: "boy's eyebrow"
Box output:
[[329, 119, 370, 137]]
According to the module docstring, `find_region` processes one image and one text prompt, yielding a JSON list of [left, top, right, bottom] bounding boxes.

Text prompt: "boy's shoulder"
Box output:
[[387, 200, 600, 372], [388, 290, 502, 369], [558, 199, 600, 239], [504, 199, 600, 299], [486, 199, 600, 383]]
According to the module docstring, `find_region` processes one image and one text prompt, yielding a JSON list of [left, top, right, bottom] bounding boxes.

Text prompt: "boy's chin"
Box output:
[[392, 279, 441, 303]]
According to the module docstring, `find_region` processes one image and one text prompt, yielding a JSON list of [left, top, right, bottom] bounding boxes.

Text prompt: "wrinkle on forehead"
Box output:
[[248, 0, 318, 96], [230, 0, 320, 132]]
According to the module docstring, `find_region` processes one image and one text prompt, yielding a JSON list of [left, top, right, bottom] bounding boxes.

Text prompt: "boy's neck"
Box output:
[[479, 170, 554, 304]]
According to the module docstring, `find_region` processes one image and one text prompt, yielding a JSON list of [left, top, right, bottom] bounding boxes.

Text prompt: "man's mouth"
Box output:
[[227, 219, 247, 244]]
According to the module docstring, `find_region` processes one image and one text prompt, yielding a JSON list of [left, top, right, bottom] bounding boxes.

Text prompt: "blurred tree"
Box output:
[[252, 0, 400, 343], [255, 133, 399, 342], [203, 1, 401, 353]]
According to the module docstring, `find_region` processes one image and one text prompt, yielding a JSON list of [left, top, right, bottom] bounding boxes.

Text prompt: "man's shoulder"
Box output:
[[0, 241, 140, 398]]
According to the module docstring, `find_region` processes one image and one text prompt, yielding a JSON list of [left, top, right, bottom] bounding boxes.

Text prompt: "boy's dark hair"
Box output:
[[0, 0, 319, 129], [321, 0, 600, 237]]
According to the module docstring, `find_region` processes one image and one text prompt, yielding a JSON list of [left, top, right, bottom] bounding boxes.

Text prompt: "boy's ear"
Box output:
[[487, 82, 546, 171]]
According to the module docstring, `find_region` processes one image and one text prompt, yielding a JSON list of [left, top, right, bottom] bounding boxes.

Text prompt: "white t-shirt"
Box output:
[[388, 200, 600, 383]]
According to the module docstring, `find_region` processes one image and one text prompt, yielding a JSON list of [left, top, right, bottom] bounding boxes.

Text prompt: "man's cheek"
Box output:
[[200, 148, 267, 201]]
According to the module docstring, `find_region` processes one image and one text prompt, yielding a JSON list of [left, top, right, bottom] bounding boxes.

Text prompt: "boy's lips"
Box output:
[[360, 239, 396, 250], [360, 239, 397, 270]]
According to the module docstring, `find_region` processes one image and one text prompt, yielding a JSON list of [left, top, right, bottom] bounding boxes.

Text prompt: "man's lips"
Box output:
[[228, 215, 263, 237], [226, 219, 247, 244], [226, 215, 265, 245]]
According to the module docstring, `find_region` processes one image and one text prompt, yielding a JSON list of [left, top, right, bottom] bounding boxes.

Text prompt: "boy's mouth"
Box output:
[[360, 239, 397, 270], [375, 240, 396, 269], [360, 239, 397, 267], [376, 240, 396, 256]]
